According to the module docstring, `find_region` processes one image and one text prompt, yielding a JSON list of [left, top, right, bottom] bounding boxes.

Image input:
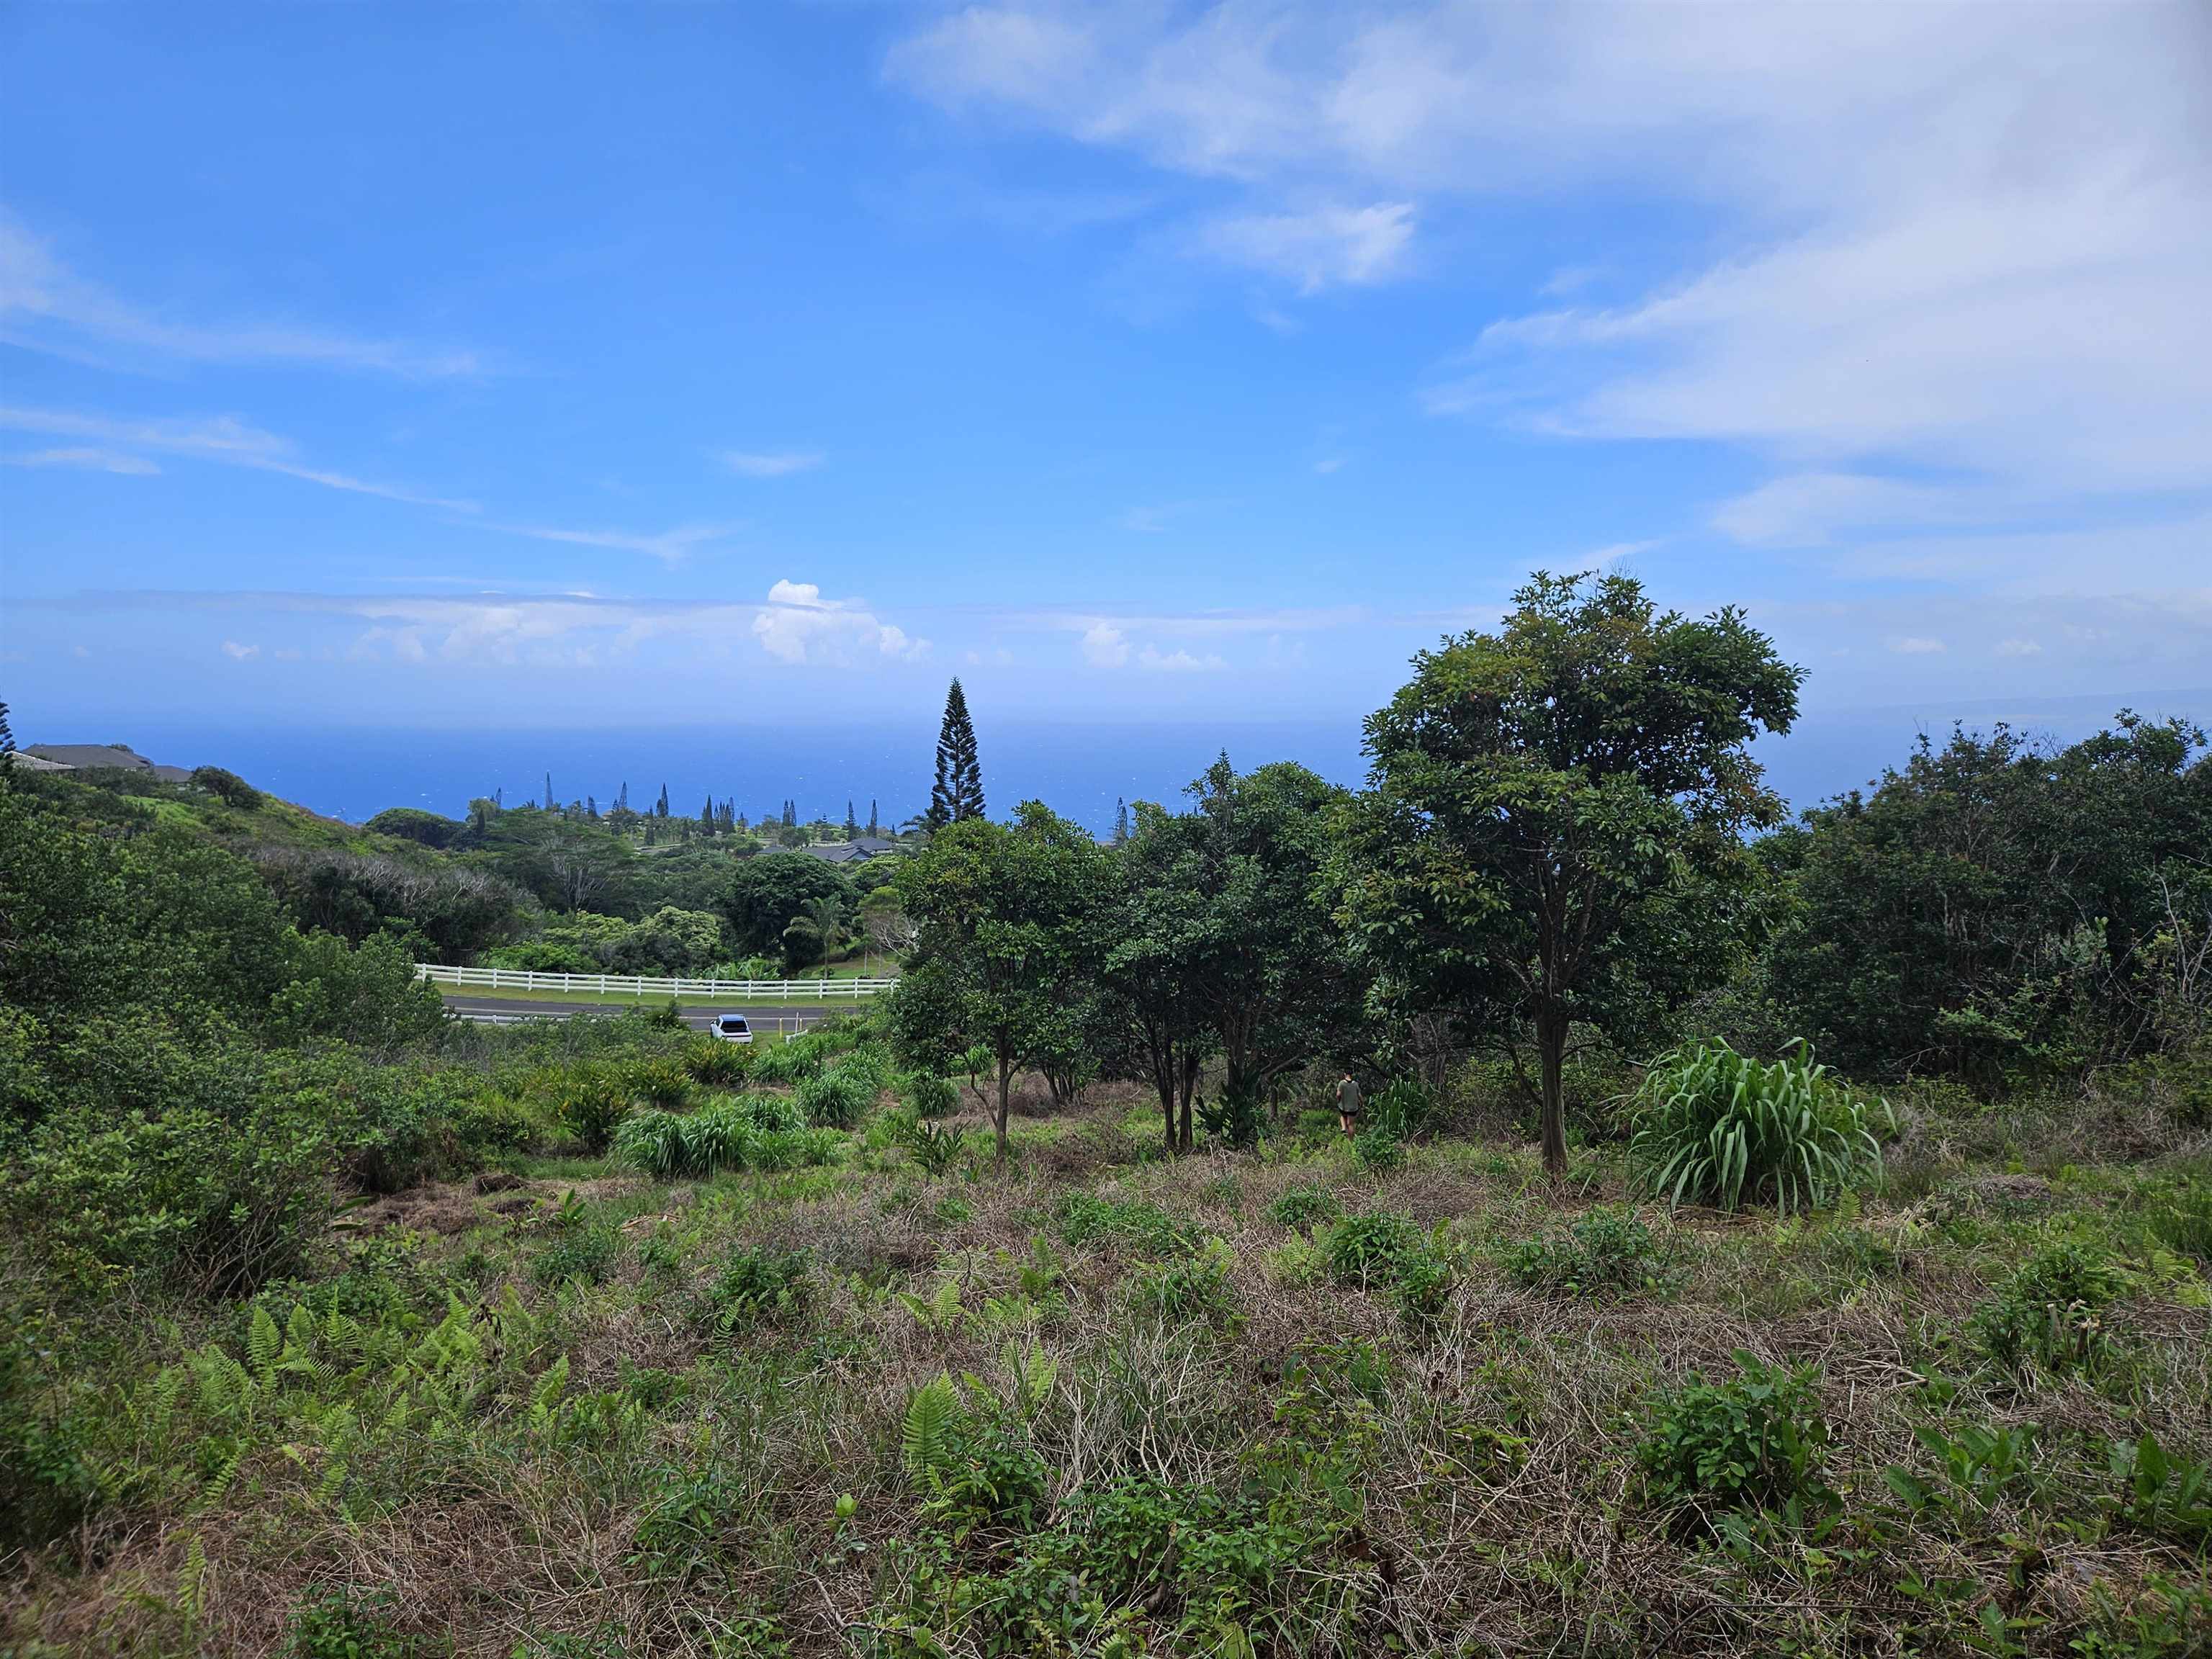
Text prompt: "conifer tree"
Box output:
[[845, 799, 858, 840], [1112, 797, 1129, 846], [868, 798, 879, 837], [657, 783, 670, 818], [701, 795, 714, 830], [0, 701, 14, 757], [927, 677, 985, 830], [587, 794, 598, 819], [544, 772, 554, 811]]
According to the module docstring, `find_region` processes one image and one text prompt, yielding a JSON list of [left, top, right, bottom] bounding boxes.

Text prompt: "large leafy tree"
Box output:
[[1336, 571, 1801, 1177], [889, 802, 1104, 1162], [1763, 713, 2211, 1083], [723, 850, 855, 956], [925, 678, 985, 831], [1103, 757, 1369, 1149]]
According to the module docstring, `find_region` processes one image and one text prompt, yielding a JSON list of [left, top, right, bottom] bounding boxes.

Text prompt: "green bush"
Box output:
[[287, 1587, 421, 1659], [1972, 1239, 2131, 1373], [532, 1220, 621, 1286], [616, 1094, 817, 1179], [796, 1056, 879, 1128], [902, 1072, 959, 1119], [705, 1246, 812, 1333], [682, 1037, 751, 1087], [2110, 1432, 2212, 1547], [1266, 1183, 1341, 1232], [1324, 1211, 1419, 1285], [1636, 1352, 1835, 1530], [1503, 1207, 1682, 1301], [624, 1055, 694, 1110], [1629, 1038, 1884, 1214], [556, 1066, 631, 1154], [1353, 1125, 1405, 1173]]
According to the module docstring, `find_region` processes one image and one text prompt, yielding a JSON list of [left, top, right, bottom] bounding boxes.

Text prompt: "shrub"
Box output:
[[1324, 1211, 1419, 1286], [287, 1587, 420, 1659], [796, 1062, 875, 1129], [2141, 1179, 2212, 1265], [1972, 1239, 2131, 1373], [533, 1221, 620, 1287], [1629, 1038, 1884, 1214], [1266, 1183, 1340, 1233], [557, 1066, 631, 1154], [1367, 1078, 1434, 1138], [902, 1072, 958, 1119], [625, 1056, 693, 1110], [1388, 1249, 1456, 1331], [2110, 1432, 2212, 1547], [1504, 1207, 1682, 1301], [1353, 1125, 1405, 1173], [1055, 1192, 1198, 1256], [683, 1038, 750, 1087], [706, 1246, 812, 1333], [616, 1095, 814, 1179], [1637, 1352, 1835, 1529], [190, 765, 263, 811], [902, 1115, 966, 1176]]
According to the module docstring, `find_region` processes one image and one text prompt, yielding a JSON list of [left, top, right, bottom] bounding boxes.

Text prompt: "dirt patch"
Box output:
[[344, 1181, 489, 1236]]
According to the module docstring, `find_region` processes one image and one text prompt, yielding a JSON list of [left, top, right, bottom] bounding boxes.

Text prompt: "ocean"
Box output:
[[66, 688, 2211, 837]]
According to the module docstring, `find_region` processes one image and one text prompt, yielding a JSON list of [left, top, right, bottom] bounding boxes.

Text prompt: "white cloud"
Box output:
[[1197, 201, 1415, 292], [4, 446, 160, 475], [1080, 621, 1130, 667], [721, 450, 825, 478], [0, 212, 480, 377], [220, 639, 258, 660], [1140, 645, 1225, 673], [1995, 638, 2044, 658], [495, 520, 738, 563], [750, 578, 929, 666], [0, 406, 479, 511], [1888, 637, 1946, 655], [888, 2, 2212, 554]]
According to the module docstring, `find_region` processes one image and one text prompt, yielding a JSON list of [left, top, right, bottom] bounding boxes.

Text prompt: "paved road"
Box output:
[[441, 996, 834, 1034]]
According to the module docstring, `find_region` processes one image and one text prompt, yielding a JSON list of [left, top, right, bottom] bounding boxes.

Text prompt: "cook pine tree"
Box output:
[[927, 678, 985, 831]]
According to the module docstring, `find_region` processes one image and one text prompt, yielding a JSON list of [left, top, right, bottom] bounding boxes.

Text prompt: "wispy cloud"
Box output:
[[493, 520, 741, 564], [721, 450, 824, 478], [220, 639, 258, 660], [0, 211, 481, 377], [1080, 621, 1130, 667], [0, 406, 480, 511], [4, 445, 159, 475]]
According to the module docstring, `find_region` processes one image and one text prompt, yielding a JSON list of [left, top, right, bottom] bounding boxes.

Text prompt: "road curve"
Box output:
[[440, 996, 836, 1033]]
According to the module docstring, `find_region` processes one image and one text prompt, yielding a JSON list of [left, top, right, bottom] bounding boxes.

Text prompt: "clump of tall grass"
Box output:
[[797, 1053, 886, 1128], [1628, 1038, 1884, 1215], [616, 1094, 833, 1179]]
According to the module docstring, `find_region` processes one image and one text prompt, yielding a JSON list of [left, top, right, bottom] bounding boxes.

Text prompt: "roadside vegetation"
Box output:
[[3, 571, 2207, 1655]]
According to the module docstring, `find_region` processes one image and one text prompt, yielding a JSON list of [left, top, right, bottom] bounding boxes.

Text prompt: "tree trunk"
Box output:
[[995, 1055, 1012, 1165], [1177, 1051, 1200, 1152], [1536, 999, 1569, 1179]]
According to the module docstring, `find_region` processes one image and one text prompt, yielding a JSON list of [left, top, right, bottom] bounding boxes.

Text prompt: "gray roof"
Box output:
[[6, 752, 76, 772], [25, 743, 153, 770], [797, 842, 875, 863]]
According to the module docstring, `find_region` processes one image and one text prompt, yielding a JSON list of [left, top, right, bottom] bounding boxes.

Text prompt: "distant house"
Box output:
[[22, 744, 194, 782], [797, 837, 899, 865]]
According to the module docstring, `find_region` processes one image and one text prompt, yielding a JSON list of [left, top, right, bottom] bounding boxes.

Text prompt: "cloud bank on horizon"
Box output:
[[4, 1, 2207, 734]]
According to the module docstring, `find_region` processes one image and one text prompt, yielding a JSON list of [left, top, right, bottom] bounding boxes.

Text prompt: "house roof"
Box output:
[[6, 752, 76, 772], [24, 744, 153, 770], [797, 842, 874, 863]]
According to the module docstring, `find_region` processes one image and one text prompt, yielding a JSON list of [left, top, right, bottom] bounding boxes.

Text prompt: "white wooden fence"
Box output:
[[416, 963, 896, 999]]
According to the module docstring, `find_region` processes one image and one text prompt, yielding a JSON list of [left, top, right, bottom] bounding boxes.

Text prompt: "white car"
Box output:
[[707, 1012, 754, 1044]]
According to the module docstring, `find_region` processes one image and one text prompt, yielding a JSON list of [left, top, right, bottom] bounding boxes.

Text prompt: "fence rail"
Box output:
[[417, 963, 896, 999]]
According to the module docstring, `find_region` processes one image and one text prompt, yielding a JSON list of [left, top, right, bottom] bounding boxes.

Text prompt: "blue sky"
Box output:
[[4, 1, 2208, 741]]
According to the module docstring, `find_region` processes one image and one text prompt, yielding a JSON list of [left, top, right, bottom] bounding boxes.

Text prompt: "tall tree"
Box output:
[[544, 772, 554, 811], [0, 701, 13, 760], [1112, 797, 1129, 847], [656, 784, 670, 819], [845, 800, 859, 840], [868, 799, 880, 837], [926, 678, 986, 831], [586, 794, 598, 819], [891, 803, 1102, 1162], [1336, 571, 1801, 1177]]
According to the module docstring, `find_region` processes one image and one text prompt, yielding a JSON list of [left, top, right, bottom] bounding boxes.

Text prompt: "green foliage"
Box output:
[[706, 1247, 812, 1333], [902, 1071, 959, 1118], [1323, 1210, 1419, 1285], [1054, 1191, 1198, 1257], [190, 765, 264, 811], [1366, 1077, 1433, 1139], [724, 852, 855, 956], [532, 1219, 621, 1287], [1503, 1207, 1682, 1301], [1636, 1352, 1835, 1530], [1264, 1184, 1340, 1232], [622, 1055, 693, 1110], [555, 1066, 631, 1154], [1129, 1239, 1238, 1328], [2109, 1433, 2212, 1547], [1972, 1239, 2132, 1373], [1352, 1125, 1404, 1173], [1629, 1037, 1884, 1214], [900, 1115, 966, 1176], [796, 1054, 880, 1128], [266, 930, 448, 1050], [681, 1036, 751, 1087], [1881, 1419, 2040, 1516], [286, 1586, 420, 1658]]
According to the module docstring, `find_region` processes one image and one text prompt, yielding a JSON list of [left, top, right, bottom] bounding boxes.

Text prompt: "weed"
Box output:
[[1130, 1239, 1238, 1328], [1636, 1352, 1835, 1532], [1323, 1211, 1419, 1286], [1629, 1037, 1884, 1214], [1353, 1125, 1405, 1173], [287, 1586, 420, 1658], [2109, 1431, 2212, 1547], [1265, 1183, 1340, 1233], [1972, 1238, 2131, 1373], [704, 1246, 812, 1334], [624, 1056, 694, 1110], [902, 1072, 959, 1120], [1503, 1206, 1682, 1300]]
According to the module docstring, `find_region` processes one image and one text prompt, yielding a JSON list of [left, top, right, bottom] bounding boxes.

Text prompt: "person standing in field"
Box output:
[[1336, 1073, 1362, 1138]]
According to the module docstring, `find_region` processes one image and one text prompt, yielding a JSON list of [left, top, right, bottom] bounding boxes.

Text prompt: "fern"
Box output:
[[902, 1375, 961, 1483], [246, 1305, 282, 1385], [896, 1278, 966, 1334], [1003, 1336, 1058, 1419]]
